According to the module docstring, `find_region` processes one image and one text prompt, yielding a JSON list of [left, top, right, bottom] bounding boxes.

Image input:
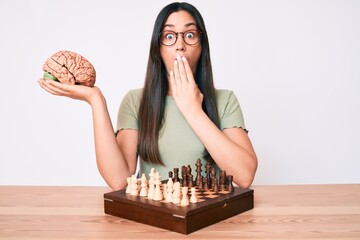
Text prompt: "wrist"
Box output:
[[88, 87, 105, 106], [183, 108, 206, 125]]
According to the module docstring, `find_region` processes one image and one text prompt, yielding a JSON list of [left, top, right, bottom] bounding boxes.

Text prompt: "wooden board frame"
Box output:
[[104, 187, 254, 234]]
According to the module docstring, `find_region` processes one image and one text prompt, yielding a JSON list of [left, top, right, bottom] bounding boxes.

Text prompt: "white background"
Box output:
[[0, 0, 359, 186]]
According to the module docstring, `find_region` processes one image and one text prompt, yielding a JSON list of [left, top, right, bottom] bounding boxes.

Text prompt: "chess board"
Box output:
[[104, 185, 254, 234]]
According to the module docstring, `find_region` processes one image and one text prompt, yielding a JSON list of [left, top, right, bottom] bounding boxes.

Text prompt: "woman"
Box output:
[[38, 2, 257, 190]]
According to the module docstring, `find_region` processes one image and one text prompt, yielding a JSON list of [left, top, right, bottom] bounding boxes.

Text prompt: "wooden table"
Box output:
[[0, 184, 359, 239]]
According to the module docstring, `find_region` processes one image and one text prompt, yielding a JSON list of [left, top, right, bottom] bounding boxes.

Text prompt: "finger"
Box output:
[[38, 79, 57, 95], [169, 70, 177, 94], [39, 79, 71, 96], [181, 56, 196, 86], [173, 59, 182, 86], [176, 55, 188, 83]]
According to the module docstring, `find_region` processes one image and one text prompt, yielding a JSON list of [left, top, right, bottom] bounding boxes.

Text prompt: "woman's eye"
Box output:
[[185, 32, 195, 39], [165, 33, 175, 39]]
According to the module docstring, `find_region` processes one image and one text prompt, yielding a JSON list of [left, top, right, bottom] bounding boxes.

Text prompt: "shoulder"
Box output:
[[119, 88, 143, 112], [121, 88, 143, 105], [124, 88, 143, 100], [215, 89, 240, 116], [214, 89, 246, 129], [215, 89, 237, 104]]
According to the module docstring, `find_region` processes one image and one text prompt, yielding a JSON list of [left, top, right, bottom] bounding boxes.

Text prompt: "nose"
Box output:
[[176, 34, 185, 51]]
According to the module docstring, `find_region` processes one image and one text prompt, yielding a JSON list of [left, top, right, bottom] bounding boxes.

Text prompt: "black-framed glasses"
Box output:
[[159, 29, 202, 46]]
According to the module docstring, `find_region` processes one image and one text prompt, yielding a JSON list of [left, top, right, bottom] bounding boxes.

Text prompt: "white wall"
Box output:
[[0, 0, 359, 186]]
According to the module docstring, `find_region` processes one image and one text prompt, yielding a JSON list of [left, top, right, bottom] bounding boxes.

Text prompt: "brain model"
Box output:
[[42, 50, 96, 87]]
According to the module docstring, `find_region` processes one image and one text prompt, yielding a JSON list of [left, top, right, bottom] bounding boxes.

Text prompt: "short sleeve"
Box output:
[[116, 89, 142, 132], [217, 90, 247, 131]]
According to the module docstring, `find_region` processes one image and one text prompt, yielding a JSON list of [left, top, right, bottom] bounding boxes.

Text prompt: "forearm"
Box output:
[[89, 92, 130, 190], [184, 111, 257, 188]]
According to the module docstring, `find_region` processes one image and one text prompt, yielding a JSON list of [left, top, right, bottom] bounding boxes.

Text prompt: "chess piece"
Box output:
[[180, 187, 189, 206], [147, 184, 155, 199], [172, 182, 181, 204], [153, 171, 163, 201], [227, 175, 234, 192], [137, 178, 142, 192], [173, 168, 179, 183], [165, 178, 174, 202], [167, 177, 174, 186], [147, 168, 156, 199], [182, 166, 188, 186], [162, 183, 167, 199], [205, 162, 211, 188], [130, 175, 139, 196], [126, 177, 132, 194], [203, 177, 210, 192], [210, 167, 216, 189], [205, 162, 211, 180], [190, 187, 197, 203], [187, 165, 192, 182], [195, 159, 202, 186], [213, 178, 219, 193], [188, 174, 193, 188], [139, 173, 148, 197], [168, 171, 173, 181], [219, 170, 227, 191], [198, 175, 203, 190], [153, 183, 163, 201], [149, 168, 155, 185]]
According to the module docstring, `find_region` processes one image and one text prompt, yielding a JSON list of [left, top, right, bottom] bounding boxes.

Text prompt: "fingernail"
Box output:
[[174, 60, 178, 65], [182, 56, 186, 61], [177, 55, 181, 60]]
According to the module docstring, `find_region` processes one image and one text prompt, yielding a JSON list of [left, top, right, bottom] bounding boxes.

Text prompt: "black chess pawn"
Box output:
[[188, 174, 194, 188], [227, 175, 234, 192], [203, 177, 210, 191], [213, 178, 219, 193]]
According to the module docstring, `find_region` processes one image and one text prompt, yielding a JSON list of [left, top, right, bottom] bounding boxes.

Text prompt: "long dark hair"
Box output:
[[138, 2, 220, 165]]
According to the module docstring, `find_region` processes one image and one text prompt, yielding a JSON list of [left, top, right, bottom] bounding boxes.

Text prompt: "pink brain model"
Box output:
[[42, 50, 96, 87]]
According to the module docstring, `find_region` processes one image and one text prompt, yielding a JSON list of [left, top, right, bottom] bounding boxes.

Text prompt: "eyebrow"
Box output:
[[163, 23, 197, 29]]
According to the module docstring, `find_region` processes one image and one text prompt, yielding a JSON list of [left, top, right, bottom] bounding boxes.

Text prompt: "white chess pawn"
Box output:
[[139, 173, 148, 197], [153, 183, 163, 201], [167, 177, 174, 187], [172, 182, 181, 204], [130, 175, 139, 196], [126, 177, 132, 194], [190, 187, 198, 203], [180, 187, 189, 206], [165, 179, 174, 203]]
